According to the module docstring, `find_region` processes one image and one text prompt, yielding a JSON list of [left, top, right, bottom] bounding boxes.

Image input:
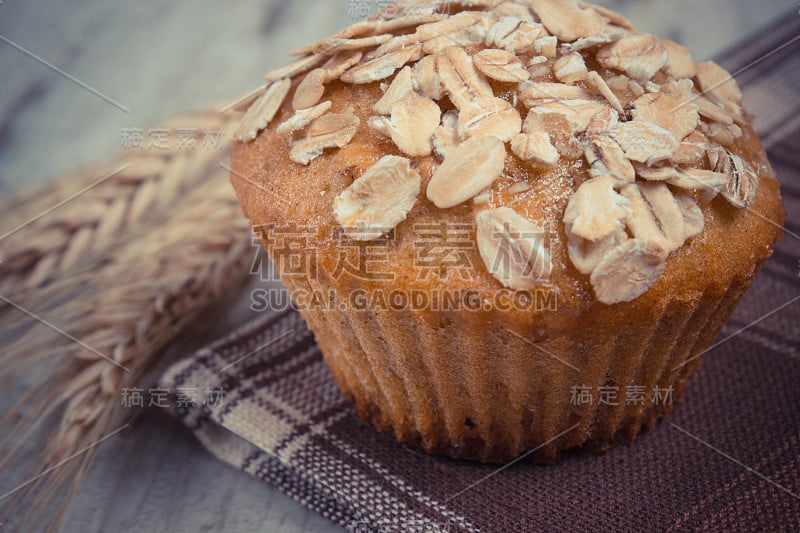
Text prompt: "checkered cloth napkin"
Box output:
[[161, 14, 800, 532]]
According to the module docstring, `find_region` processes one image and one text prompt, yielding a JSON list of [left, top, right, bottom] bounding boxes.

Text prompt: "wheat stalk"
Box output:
[[0, 104, 258, 530], [0, 109, 240, 298]]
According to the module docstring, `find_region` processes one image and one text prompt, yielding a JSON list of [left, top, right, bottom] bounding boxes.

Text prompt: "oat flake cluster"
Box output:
[[234, 0, 759, 305]]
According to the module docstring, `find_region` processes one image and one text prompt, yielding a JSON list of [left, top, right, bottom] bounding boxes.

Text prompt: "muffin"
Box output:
[[229, 0, 785, 463]]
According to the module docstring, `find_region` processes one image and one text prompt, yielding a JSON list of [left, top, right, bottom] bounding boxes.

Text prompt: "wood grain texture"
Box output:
[[0, 0, 792, 531]]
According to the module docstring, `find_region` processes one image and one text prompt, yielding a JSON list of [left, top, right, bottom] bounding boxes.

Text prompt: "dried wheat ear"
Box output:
[[0, 107, 253, 530], [236, 0, 757, 305]]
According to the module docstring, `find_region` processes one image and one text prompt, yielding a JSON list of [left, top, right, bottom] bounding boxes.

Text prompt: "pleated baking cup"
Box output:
[[274, 256, 762, 464]]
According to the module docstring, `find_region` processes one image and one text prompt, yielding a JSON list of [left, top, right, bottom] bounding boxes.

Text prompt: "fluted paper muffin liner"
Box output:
[[274, 257, 762, 464]]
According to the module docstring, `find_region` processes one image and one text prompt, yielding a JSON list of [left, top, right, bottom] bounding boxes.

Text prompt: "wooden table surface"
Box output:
[[0, 0, 793, 530]]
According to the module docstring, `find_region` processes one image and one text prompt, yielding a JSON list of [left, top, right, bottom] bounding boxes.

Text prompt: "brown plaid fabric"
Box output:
[[161, 13, 800, 532]]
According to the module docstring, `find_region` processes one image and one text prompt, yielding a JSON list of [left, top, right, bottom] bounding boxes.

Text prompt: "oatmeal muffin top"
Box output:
[[230, 0, 784, 317]]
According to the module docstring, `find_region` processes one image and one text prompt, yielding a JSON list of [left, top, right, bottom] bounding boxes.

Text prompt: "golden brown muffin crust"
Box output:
[[231, 77, 784, 332]]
